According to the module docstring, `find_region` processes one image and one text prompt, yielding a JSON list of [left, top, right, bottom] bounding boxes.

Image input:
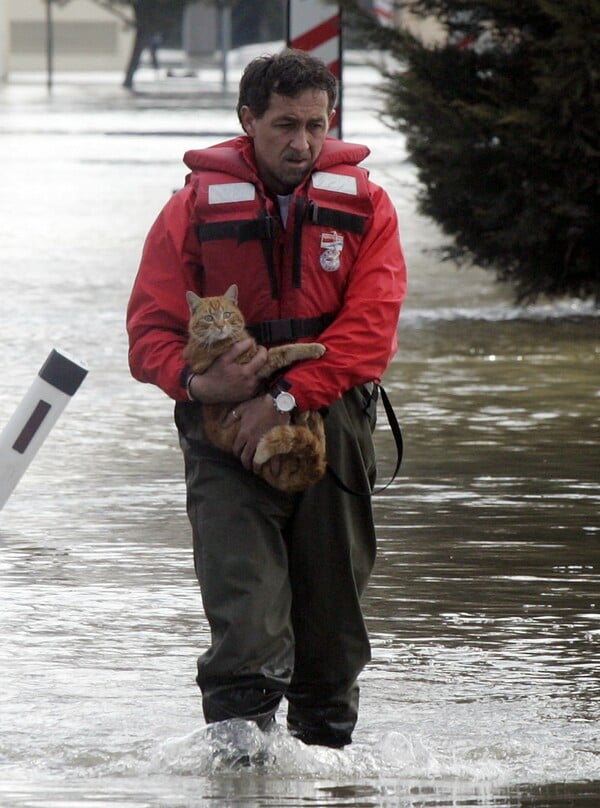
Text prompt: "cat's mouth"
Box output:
[[205, 328, 232, 346]]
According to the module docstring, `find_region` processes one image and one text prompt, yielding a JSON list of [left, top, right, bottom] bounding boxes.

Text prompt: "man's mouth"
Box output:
[[284, 152, 310, 165]]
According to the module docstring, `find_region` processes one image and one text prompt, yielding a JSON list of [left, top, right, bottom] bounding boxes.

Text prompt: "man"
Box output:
[[127, 49, 407, 749]]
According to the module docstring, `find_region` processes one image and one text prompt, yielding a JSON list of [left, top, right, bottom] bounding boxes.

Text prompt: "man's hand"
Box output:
[[188, 339, 267, 403], [227, 394, 291, 471]]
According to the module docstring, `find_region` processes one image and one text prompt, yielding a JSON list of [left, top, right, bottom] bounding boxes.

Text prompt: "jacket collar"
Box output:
[[183, 136, 370, 193]]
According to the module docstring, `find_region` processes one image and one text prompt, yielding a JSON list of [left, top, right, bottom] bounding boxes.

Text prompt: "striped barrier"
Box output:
[[374, 0, 395, 28], [287, 0, 343, 137]]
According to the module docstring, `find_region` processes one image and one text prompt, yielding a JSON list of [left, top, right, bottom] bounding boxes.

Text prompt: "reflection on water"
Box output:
[[0, 67, 599, 806]]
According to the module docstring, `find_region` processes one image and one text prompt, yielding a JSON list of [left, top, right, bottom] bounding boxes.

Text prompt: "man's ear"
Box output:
[[239, 105, 256, 137], [328, 109, 336, 129]]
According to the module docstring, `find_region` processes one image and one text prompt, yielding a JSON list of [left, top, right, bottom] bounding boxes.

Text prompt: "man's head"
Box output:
[[237, 49, 337, 122], [237, 50, 338, 195]]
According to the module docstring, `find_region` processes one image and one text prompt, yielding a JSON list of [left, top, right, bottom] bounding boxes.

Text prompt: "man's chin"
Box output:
[[279, 165, 310, 191]]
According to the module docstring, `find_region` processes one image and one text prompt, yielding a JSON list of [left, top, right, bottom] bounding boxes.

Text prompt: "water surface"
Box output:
[[0, 63, 598, 807]]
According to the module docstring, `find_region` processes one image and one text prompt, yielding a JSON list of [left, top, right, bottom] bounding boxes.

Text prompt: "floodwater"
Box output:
[[0, 60, 598, 807]]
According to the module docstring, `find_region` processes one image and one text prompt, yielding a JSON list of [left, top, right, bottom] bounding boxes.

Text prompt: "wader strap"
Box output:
[[308, 202, 367, 235], [328, 384, 403, 497], [246, 313, 335, 345]]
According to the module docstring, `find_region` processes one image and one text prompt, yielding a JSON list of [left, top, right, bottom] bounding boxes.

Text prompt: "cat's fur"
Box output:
[[182, 284, 327, 493]]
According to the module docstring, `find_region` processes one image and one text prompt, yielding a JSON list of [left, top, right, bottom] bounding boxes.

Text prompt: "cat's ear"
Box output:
[[186, 290, 202, 314], [224, 284, 238, 304]]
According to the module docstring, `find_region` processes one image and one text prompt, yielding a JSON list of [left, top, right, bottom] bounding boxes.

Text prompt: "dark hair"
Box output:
[[237, 49, 338, 126]]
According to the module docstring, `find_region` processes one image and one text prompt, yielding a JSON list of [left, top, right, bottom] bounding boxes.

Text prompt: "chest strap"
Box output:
[[246, 313, 335, 346], [197, 204, 367, 242], [197, 216, 279, 244], [307, 202, 367, 235]]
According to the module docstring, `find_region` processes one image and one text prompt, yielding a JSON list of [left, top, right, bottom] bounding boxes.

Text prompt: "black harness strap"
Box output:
[[327, 384, 403, 497], [292, 197, 306, 289], [257, 212, 279, 299], [197, 216, 278, 244], [308, 202, 367, 235], [292, 196, 306, 289], [246, 313, 335, 345]]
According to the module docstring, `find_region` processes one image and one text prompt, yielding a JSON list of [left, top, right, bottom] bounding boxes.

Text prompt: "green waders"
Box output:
[[175, 384, 378, 748]]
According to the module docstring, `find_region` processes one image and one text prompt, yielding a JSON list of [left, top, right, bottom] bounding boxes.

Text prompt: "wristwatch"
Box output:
[[270, 384, 296, 414]]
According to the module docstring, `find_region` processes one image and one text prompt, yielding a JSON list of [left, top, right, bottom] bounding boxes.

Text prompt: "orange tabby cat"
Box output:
[[182, 285, 327, 493]]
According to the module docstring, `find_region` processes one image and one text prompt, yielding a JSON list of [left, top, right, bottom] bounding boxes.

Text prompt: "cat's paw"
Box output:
[[310, 343, 326, 358]]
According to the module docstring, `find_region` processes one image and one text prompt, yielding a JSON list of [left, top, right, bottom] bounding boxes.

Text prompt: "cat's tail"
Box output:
[[254, 414, 326, 493]]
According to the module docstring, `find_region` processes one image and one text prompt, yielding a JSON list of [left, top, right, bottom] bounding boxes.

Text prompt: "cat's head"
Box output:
[[186, 285, 244, 347]]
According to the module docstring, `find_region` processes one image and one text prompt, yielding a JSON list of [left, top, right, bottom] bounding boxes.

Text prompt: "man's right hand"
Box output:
[[187, 338, 267, 404]]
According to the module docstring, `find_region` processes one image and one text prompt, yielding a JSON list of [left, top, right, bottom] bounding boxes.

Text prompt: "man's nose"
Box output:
[[290, 127, 310, 152]]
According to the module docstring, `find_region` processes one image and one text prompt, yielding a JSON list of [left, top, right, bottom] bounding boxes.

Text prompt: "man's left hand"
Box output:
[[227, 394, 290, 470]]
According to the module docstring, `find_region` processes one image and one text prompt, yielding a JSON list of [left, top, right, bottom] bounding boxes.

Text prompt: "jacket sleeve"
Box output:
[[284, 183, 407, 411], [126, 187, 200, 401]]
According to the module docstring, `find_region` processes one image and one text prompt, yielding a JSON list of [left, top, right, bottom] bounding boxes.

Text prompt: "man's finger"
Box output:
[[225, 338, 255, 362], [245, 344, 267, 372]]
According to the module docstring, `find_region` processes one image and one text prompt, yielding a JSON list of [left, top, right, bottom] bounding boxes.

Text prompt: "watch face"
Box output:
[[275, 391, 296, 412]]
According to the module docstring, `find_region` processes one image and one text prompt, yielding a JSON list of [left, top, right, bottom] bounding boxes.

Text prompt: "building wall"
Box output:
[[183, 1, 218, 63], [5, 0, 133, 73]]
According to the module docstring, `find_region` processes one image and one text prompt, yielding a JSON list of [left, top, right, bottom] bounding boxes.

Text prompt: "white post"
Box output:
[[0, 0, 7, 81], [46, 0, 54, 93], [374, 0, 395, 28], [218, 0, 232, 92], [287, 0, 342, 138], [0, 349, 88, 510]]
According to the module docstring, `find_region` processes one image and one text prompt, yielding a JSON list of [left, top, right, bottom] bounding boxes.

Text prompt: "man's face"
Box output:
[[240, 89, 333, 195]]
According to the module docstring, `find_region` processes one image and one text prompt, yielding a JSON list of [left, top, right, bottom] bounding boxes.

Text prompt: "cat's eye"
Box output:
[[204, 315, 214, 322], [224, 312, 232, 319]]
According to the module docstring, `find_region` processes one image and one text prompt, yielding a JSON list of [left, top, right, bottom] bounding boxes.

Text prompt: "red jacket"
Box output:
[[127, 136, 407, 411]]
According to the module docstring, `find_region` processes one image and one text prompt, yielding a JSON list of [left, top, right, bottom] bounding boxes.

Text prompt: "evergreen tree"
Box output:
[[338, 0, 600, 301]]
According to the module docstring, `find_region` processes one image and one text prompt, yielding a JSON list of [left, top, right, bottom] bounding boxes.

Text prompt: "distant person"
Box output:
[[148, 32, 162, 71], [126, 49, 407, 750]]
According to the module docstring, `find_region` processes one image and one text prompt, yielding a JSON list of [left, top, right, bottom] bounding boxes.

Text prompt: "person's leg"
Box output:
[[176, 405, 297, 729], [285, 386, 378, 747]]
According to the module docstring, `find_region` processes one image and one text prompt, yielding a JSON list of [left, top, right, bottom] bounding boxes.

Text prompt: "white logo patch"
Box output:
[[320, 231, 344, 272], [208, 182, 255, 205], [312, 172, 358, 196]]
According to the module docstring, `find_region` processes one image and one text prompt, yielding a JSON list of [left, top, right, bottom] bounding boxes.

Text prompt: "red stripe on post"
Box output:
[[290, 16, 341, 52]]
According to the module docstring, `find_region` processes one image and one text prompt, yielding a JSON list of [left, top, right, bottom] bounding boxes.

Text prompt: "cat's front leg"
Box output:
[[257, 343, 326, 378]]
